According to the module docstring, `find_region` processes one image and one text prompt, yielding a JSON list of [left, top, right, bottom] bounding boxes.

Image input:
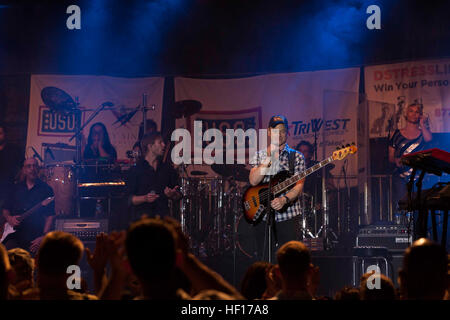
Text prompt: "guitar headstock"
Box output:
[[42, 196, 55, 207], [332, 143, 358, 161]]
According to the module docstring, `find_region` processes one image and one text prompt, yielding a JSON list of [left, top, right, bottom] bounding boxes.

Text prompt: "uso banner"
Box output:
[[174, 68, 360, 179], [365, 58, 450, 135], [26, 75, 164, 161]]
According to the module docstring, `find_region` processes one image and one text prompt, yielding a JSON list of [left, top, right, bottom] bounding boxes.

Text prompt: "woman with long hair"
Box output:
[[83, 122, 117, 162]]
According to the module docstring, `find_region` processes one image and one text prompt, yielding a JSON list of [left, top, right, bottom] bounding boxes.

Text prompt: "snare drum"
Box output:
[[42, 164, 75, 216]]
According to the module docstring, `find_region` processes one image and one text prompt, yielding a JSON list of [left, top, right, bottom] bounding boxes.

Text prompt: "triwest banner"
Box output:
[[174, 68, 360, 180]]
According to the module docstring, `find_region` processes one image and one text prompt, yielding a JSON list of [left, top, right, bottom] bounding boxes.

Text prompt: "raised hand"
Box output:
[[29, 236, 44, 254], [85, 233, 109, 274], [106, 231, 128, 278]]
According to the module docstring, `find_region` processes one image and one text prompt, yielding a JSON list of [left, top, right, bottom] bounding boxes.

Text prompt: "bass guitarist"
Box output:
[[249, 115, 305, 260], [1, 158, 55, 254]]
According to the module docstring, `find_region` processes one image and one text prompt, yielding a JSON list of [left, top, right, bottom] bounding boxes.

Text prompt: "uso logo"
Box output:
[[39, 106, 79, 135]]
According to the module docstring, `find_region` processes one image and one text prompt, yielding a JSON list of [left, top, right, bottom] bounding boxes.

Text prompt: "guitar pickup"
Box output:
[[251, 196, 257, 207]]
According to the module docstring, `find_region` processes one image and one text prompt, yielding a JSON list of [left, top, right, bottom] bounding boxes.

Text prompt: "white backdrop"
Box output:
[[365, 58, 450, 135], [174, 68, 360, 180], [26, 75, 164, 161]]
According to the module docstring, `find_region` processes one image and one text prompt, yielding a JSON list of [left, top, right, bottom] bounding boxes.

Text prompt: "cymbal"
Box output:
[[171, 100, 202, 118], [41, 87, 77, 114], [190, 170, 208, 176], [211, 164, 249, 182]]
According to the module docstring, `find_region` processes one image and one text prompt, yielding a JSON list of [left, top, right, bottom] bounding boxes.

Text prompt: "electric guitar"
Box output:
[[242, 145, 357, 225], [0, 196, 54, 243]]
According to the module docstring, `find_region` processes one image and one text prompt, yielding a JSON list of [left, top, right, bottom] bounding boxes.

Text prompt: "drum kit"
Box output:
[[179, 164, 250, 258]]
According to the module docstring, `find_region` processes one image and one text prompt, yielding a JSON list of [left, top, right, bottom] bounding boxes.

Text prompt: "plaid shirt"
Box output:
[[250, 144, 305, 222]]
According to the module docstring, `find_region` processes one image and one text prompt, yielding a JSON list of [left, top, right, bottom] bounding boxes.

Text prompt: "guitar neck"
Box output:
[[19, 202, 44, 221], [272, 156, 334, 194]]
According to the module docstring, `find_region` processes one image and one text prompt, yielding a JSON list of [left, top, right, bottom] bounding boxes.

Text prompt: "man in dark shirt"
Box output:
[[2, 158, 55, 254], [0, 124, 23, 208], [128, 132, 181, 220]]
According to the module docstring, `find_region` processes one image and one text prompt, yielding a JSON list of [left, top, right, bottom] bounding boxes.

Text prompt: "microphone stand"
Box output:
[[342, 159, 351, 233], [266, 172, 277, 263], [386, 116, 394, 220]]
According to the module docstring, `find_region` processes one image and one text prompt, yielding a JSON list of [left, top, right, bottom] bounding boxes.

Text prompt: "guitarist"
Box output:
[[249, 115, 305, 259], [388, 101, 432, 213], [2, 158, 55, 254]]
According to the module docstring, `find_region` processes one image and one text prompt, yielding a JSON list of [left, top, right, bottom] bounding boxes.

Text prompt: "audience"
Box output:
[[261, 263, 282, 300], [334, 286, 360, 301], [359, 272, 396, 300], [7, 248, 34, 295], [269, 241, 318, 300], [398, 238, 448, 300], [240, 261, 271, 300], [22, 231, 98, 300], [124, 218, 182, 299], [0, 214, 448, 302], [0, 244, 12, 300]]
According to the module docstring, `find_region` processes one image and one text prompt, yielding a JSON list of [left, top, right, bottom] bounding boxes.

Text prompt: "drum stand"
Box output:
[[315, 170, 338, 249], [297, 193, 316, 239]]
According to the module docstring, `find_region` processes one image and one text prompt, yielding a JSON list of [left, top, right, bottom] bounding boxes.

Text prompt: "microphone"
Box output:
[[31, 146, 44, 163], [102, 101, 114, 107]]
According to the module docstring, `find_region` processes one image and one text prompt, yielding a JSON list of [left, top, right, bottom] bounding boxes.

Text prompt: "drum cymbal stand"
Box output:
[[298, 193, 316, 239], [315, 171, 338, 249], [228, 177, 242, 287]]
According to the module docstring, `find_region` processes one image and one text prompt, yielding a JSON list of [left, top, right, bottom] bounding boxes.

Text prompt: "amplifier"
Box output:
[[356, 224, 412, 253], [55, 218, 109, 241]]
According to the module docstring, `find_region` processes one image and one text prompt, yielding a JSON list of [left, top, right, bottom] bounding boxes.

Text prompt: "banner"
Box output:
[[174, 68, 360, 179], [365, 58, 450, 136], [26, 75, 164, 161]]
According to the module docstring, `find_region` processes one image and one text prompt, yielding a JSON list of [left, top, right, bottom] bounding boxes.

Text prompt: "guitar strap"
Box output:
[[288, 149, 295, 176]]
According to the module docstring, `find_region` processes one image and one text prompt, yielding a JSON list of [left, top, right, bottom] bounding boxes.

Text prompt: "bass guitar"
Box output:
[[242, 145, 357, 225]]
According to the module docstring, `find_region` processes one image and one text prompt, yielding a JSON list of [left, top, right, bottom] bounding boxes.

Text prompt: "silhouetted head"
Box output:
[[360, 273, 396, 300], [399, 238, 448, 300], [125, 218, 177, 286], [240, 261, 271, 300], [8, 248, 34, 286], [276, 241, 312, 283], [334, 286, 360, 301], [37, 231, 84, 277]]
